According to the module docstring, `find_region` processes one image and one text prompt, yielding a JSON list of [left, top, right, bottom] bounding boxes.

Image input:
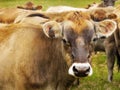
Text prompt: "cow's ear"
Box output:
[[94, 19, 117, 38], [42, 21, 62, 38]]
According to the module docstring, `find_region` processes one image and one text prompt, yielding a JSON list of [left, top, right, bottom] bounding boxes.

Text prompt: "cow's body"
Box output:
[[104, 17, 120, 82], [91, 5, 120, 82], [0, 7, 42, 24], [0, 23, 74, 90], [46, 6, 87, 13]]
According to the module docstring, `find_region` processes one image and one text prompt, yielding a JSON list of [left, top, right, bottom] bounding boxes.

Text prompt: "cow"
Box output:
[[0, 11, 116, 90], [87, 0, 119, 82], [46, 6, 87, 13], [86, 0, 117, 9], [14, 6, 117, 83], [100, 0, 118, 7], [17, 1, 42, 10], [0, 3, 42, 24], [90, 5, 120, 82], [102, 5, 120, 82], [14, 5, 118, 83]]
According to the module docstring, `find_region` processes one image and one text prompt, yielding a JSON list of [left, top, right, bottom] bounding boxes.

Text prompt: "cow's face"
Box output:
[[42, 12, 117, 78], [61, 20, 94, 77], [102, 0, 117, 6]]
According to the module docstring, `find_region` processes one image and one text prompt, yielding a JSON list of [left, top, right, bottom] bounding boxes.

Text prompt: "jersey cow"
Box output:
[[0, 5, 42, 24], [102, 6, 120, 82], [0, 11, 116, 90]]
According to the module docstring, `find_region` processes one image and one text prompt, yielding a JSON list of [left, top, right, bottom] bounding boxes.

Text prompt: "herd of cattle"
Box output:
[[0, 0, 119, 90]]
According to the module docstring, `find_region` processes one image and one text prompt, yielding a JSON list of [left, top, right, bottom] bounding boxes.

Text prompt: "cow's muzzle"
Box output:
[[68, 63, 93, 77]]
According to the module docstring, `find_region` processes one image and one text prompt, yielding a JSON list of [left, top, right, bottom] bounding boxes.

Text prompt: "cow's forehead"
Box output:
[[65, 11, 93, 34]]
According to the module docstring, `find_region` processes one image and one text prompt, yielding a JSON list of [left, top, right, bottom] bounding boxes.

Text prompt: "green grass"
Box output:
[[0, 0, 120, 90]]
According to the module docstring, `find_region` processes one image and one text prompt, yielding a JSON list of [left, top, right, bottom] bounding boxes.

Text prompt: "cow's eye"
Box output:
[[62, 39, 71, 46], [71, 52, 75, 59], [87, 54, 90, 59], [62, 39, 67, 43]]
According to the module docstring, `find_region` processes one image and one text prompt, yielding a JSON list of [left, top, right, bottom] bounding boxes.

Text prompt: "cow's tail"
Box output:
[[116, 50, 120, 71]]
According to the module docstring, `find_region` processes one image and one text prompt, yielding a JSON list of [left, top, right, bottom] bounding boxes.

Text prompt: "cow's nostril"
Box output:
[[73, 66, 78, 74], [86, 67, 90, 72]]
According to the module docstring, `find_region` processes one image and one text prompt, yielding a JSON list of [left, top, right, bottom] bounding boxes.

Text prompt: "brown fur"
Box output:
[[65, 11, 91, 33], [28, 11, 91, 31], [0, 8, 21, 23], [17, 1, 42, 10], [90, 7, 116, 21], [0, 7, 42, 24], [0, 23, 75, 90]]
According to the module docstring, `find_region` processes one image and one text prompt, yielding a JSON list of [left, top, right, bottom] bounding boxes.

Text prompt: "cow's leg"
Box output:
[[107, 53, 115, 82], [115, 50, 120, 71], [105, 42, 115, 82]]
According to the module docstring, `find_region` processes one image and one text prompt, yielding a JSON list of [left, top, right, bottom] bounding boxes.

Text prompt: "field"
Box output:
[[0, 0, 120, 90]]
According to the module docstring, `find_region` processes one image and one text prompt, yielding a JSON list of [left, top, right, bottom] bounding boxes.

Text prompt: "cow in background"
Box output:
[[16, 5, 115, 24], [86, 0, 117, 9], [17, 1, 42, 10], [100, 0, 118, 7], [0, 2, 42, 23], [103, 5, 120, 82], [91, 4, 120, 82]]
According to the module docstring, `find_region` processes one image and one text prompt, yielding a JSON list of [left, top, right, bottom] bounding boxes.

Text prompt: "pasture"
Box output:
[[0, 0, 120, 90]]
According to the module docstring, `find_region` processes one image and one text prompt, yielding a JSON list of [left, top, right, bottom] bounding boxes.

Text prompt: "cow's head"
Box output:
[[42, 11, 117, 78], [90, 7, 117, 22], [101, 0, 117, 6]]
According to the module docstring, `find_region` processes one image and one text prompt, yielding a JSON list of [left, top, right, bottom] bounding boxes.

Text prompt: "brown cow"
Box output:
[[0, 6, 42, 24], [17, 1, 42, 10], [103, 6, 120, 82], [91, 5, 120, 82], [0, 11, 116, 90]]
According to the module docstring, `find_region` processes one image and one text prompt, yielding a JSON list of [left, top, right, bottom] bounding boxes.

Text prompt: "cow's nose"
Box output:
[[73, 65, 90, 77], [68, 63, 93, 77]]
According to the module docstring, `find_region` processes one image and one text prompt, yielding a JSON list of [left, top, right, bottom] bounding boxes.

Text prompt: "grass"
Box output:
[[0, 0, 120, 90]]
